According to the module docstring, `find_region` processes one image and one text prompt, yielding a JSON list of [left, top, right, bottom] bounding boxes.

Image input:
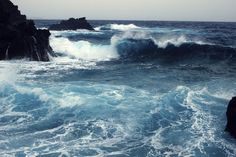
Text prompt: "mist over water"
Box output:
[[1, 20, 236, 157]]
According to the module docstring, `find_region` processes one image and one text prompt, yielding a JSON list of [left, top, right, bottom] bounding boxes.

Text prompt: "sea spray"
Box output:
[[50, 36, 119, 61], [1, 20, 236, 157]]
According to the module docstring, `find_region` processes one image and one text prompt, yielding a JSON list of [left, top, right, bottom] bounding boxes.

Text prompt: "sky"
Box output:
[[11, 0, 236, 22]]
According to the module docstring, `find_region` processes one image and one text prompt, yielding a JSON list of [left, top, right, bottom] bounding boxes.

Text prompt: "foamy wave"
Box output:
[[50, 29, 103, 37], [111, 31, 150, 43], [111, 31, 206, 48], [95, 24, 141, 31], [0, 62, 19, 84], [110, 24, 141, 31], [49, 30, 214, 62], [156, 35, 206, 48], [50, 36, 119, 61]]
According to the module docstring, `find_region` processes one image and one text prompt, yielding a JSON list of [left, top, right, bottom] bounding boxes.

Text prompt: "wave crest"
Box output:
[[50, 37, 118, 61], [113, 34, 236, 62], [49, 30, 236, 63], [95, 24, 141, 31]]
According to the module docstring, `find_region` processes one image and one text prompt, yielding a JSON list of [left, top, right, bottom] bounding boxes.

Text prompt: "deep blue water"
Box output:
[[0, 20, 236, 157]]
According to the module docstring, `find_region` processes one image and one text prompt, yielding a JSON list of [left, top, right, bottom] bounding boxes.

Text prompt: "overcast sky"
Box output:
[[11, 0, 236, 22]]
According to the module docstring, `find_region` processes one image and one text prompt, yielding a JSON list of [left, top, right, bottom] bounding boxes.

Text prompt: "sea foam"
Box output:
[[95, 24, 141, 31], [50, 36, 119, 61]]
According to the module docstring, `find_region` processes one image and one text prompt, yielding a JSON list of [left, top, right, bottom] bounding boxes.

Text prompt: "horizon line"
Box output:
[[31, 18, 236, 23]]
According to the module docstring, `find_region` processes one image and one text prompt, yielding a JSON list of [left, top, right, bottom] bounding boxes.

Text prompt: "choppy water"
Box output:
[[0, 20, 236, 157]]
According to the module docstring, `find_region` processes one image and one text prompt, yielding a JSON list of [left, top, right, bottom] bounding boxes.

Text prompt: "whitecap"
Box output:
[[50, 36, 119, 61], [95, 23, 141, 31]]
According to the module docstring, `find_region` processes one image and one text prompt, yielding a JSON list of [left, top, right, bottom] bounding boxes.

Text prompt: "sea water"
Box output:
[[0, 20, 236, 157]]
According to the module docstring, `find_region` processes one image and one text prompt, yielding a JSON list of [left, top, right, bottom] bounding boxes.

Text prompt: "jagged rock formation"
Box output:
[[0, 0, 54, 61], [49, 17, 94, 31], [225, 97, 236, 138]]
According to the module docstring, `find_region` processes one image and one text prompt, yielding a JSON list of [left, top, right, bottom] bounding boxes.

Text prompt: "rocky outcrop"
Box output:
[[49, 17, 94, 31], [0, 0, 54, 61], [225, 97, 236, 138]]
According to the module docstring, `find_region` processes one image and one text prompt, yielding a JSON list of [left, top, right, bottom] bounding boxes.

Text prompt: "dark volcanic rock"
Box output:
[[225, 97, 236, 138], [0, 0, 54, 61], [49, 17, 94, 31]]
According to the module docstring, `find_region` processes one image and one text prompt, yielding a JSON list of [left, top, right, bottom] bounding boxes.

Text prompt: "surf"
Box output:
[[1, 20, 236, 157], [49, 30, 236, 64]]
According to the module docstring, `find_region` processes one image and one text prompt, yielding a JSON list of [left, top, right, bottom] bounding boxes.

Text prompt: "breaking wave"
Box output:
[[1, 20, 236, 157], [115, 38, 236, 63], [95, 24, 141, 31], [50, 32, 236, 63], [50, 36, 118, 61]]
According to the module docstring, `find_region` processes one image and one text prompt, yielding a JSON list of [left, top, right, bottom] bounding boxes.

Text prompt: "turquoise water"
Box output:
[[0, 21, 236, 156]]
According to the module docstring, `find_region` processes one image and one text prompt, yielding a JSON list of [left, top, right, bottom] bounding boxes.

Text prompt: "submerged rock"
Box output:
[[0, 0, 54, 61], [225, 97, 236, 138], [49, 17, 94, 31]]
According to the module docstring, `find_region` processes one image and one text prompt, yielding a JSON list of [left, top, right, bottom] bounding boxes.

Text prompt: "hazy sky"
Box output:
[[11, 0, 236, 22]]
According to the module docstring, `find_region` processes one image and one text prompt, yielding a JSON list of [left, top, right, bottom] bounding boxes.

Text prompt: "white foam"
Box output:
[[50, 37, 119, 61], [110, 24, 141, 31], [50, 29, 103, 37], [148, 86, 235, 156], [156, 35, 188, 48], [111, 31, 207, 49], [0, 62, 19, 85], [49, 30, 209, 63], [31, 88, 50, 102], [57, 92, 83, 108], [95, 24, 141, 31], [111, 31, 150, 44], [14, 86, 50, 103], [156, 35, 206, 48]]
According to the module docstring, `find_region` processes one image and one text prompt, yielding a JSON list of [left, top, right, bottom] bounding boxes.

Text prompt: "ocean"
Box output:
[[0, 20, 236, 157]]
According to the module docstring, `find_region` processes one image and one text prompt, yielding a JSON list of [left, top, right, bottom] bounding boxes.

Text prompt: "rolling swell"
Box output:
[[50, 30, 236, 64], [115, 38, 236, 63], [1, 20, 236, 156]]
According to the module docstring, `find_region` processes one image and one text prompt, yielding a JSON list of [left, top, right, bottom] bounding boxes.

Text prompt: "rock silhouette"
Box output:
[[0, 0, 54, 61], [225, 97, 236, 138], [49, 17, 94, 31]]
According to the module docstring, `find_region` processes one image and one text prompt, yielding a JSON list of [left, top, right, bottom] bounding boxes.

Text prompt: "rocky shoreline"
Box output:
[[0, 0, 54, 61]]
